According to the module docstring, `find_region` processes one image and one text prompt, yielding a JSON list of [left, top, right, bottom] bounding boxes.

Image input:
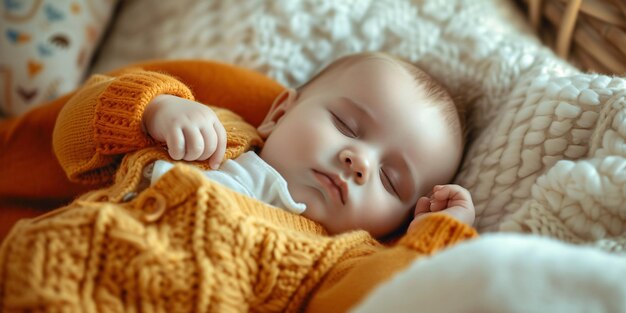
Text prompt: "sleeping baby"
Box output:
[[0, 52, 478, 312], [141, 52, 475, 238]]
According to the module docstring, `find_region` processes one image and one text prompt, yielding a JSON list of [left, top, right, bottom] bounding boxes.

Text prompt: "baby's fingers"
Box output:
[[165, 128, 185, 160], [429, 197, 449, 213], [429, 185, 465, 212], [432, 184, 470, 201], [182, 127, 204, 161], [208, 121, 227, 169], [197, 127, 218, 162], [413, 196, 431, 217], [433, 184, 473, 212]]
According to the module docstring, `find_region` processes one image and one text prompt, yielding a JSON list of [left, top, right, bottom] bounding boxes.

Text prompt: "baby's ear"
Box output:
[[257, 88, 298, 138]]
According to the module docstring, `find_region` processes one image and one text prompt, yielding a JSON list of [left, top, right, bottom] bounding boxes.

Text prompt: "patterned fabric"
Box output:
[[0, 0, 116, 116], [91, 0, 626, 251]]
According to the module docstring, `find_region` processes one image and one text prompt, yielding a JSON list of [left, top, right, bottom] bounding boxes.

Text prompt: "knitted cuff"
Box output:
[[94, 71, 195, 154], [398, 213, 477, 254]]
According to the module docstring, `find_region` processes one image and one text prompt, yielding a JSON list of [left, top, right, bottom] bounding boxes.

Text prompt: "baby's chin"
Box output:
[[298, 202, 339, 233], [299, 203, 325, 225]]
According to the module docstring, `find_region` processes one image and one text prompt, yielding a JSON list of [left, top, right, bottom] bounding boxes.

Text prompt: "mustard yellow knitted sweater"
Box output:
[[0, 62, 477, 313]]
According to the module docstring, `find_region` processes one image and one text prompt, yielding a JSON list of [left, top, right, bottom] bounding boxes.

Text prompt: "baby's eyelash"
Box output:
[[331, 112, 357, 138], [380, 168, 400, 198]]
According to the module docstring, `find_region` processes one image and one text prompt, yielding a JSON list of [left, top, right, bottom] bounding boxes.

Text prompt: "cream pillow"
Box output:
[[91, 0, 626, 250], [0, 0, 116, 117]]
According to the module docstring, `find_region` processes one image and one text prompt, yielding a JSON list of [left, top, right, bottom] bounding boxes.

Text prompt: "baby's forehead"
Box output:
[[337, 63, 429, 104], [334, 59, 435, 104], [300, 54, 432, 105]]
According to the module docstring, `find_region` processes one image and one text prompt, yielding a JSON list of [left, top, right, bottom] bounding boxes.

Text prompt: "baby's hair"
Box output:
[[297, 52, 468, 148]]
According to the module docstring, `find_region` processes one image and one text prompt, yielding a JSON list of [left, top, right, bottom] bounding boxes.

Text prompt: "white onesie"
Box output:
[[147, 151, 306, 214]]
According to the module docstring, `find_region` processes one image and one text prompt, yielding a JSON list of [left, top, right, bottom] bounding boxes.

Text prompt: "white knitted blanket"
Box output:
[[91, 0, 626, 310]]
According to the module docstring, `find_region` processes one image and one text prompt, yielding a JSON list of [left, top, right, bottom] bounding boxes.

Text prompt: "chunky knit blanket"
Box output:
[[87, 0, 626, 311]]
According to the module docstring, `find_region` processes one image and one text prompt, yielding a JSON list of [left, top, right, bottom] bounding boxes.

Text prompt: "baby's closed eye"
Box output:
[[330, 111, 358, 138], [379, 167, 400, 198]]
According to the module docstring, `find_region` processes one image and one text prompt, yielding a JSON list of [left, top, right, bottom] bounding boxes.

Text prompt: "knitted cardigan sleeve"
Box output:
[[52, 70, 196, 185], [51, 60, 285, 186], [304, 214, 477, 313]]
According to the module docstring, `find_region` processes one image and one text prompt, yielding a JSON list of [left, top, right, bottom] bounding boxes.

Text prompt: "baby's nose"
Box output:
[[339, 150, 370, 184]]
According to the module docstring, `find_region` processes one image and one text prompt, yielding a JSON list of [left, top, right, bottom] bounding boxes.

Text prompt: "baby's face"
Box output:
[[260, 59, 462, 237]]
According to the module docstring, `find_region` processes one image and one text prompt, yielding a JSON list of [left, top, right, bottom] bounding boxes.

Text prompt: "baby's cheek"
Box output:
[[358, 193, 405, 228]]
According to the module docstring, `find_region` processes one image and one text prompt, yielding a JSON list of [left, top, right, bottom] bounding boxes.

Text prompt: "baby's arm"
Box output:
[[305, 213, 477, 313], [52, 60, 278, 186], [53, 71, 197, 184], [143, 94, 227, 168], [408, 184, 475, 232]]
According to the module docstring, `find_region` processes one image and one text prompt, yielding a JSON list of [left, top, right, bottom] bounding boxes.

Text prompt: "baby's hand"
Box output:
[[408, 184, 475, 232], [142, 94, 227, 168]]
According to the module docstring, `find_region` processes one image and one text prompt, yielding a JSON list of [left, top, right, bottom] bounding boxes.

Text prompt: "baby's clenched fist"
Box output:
[[408, 184, 475, 232], [142, 94, 226, 169]]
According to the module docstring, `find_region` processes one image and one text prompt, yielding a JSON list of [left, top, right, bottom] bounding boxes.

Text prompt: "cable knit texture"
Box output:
[[91, 0, 626, 252]]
